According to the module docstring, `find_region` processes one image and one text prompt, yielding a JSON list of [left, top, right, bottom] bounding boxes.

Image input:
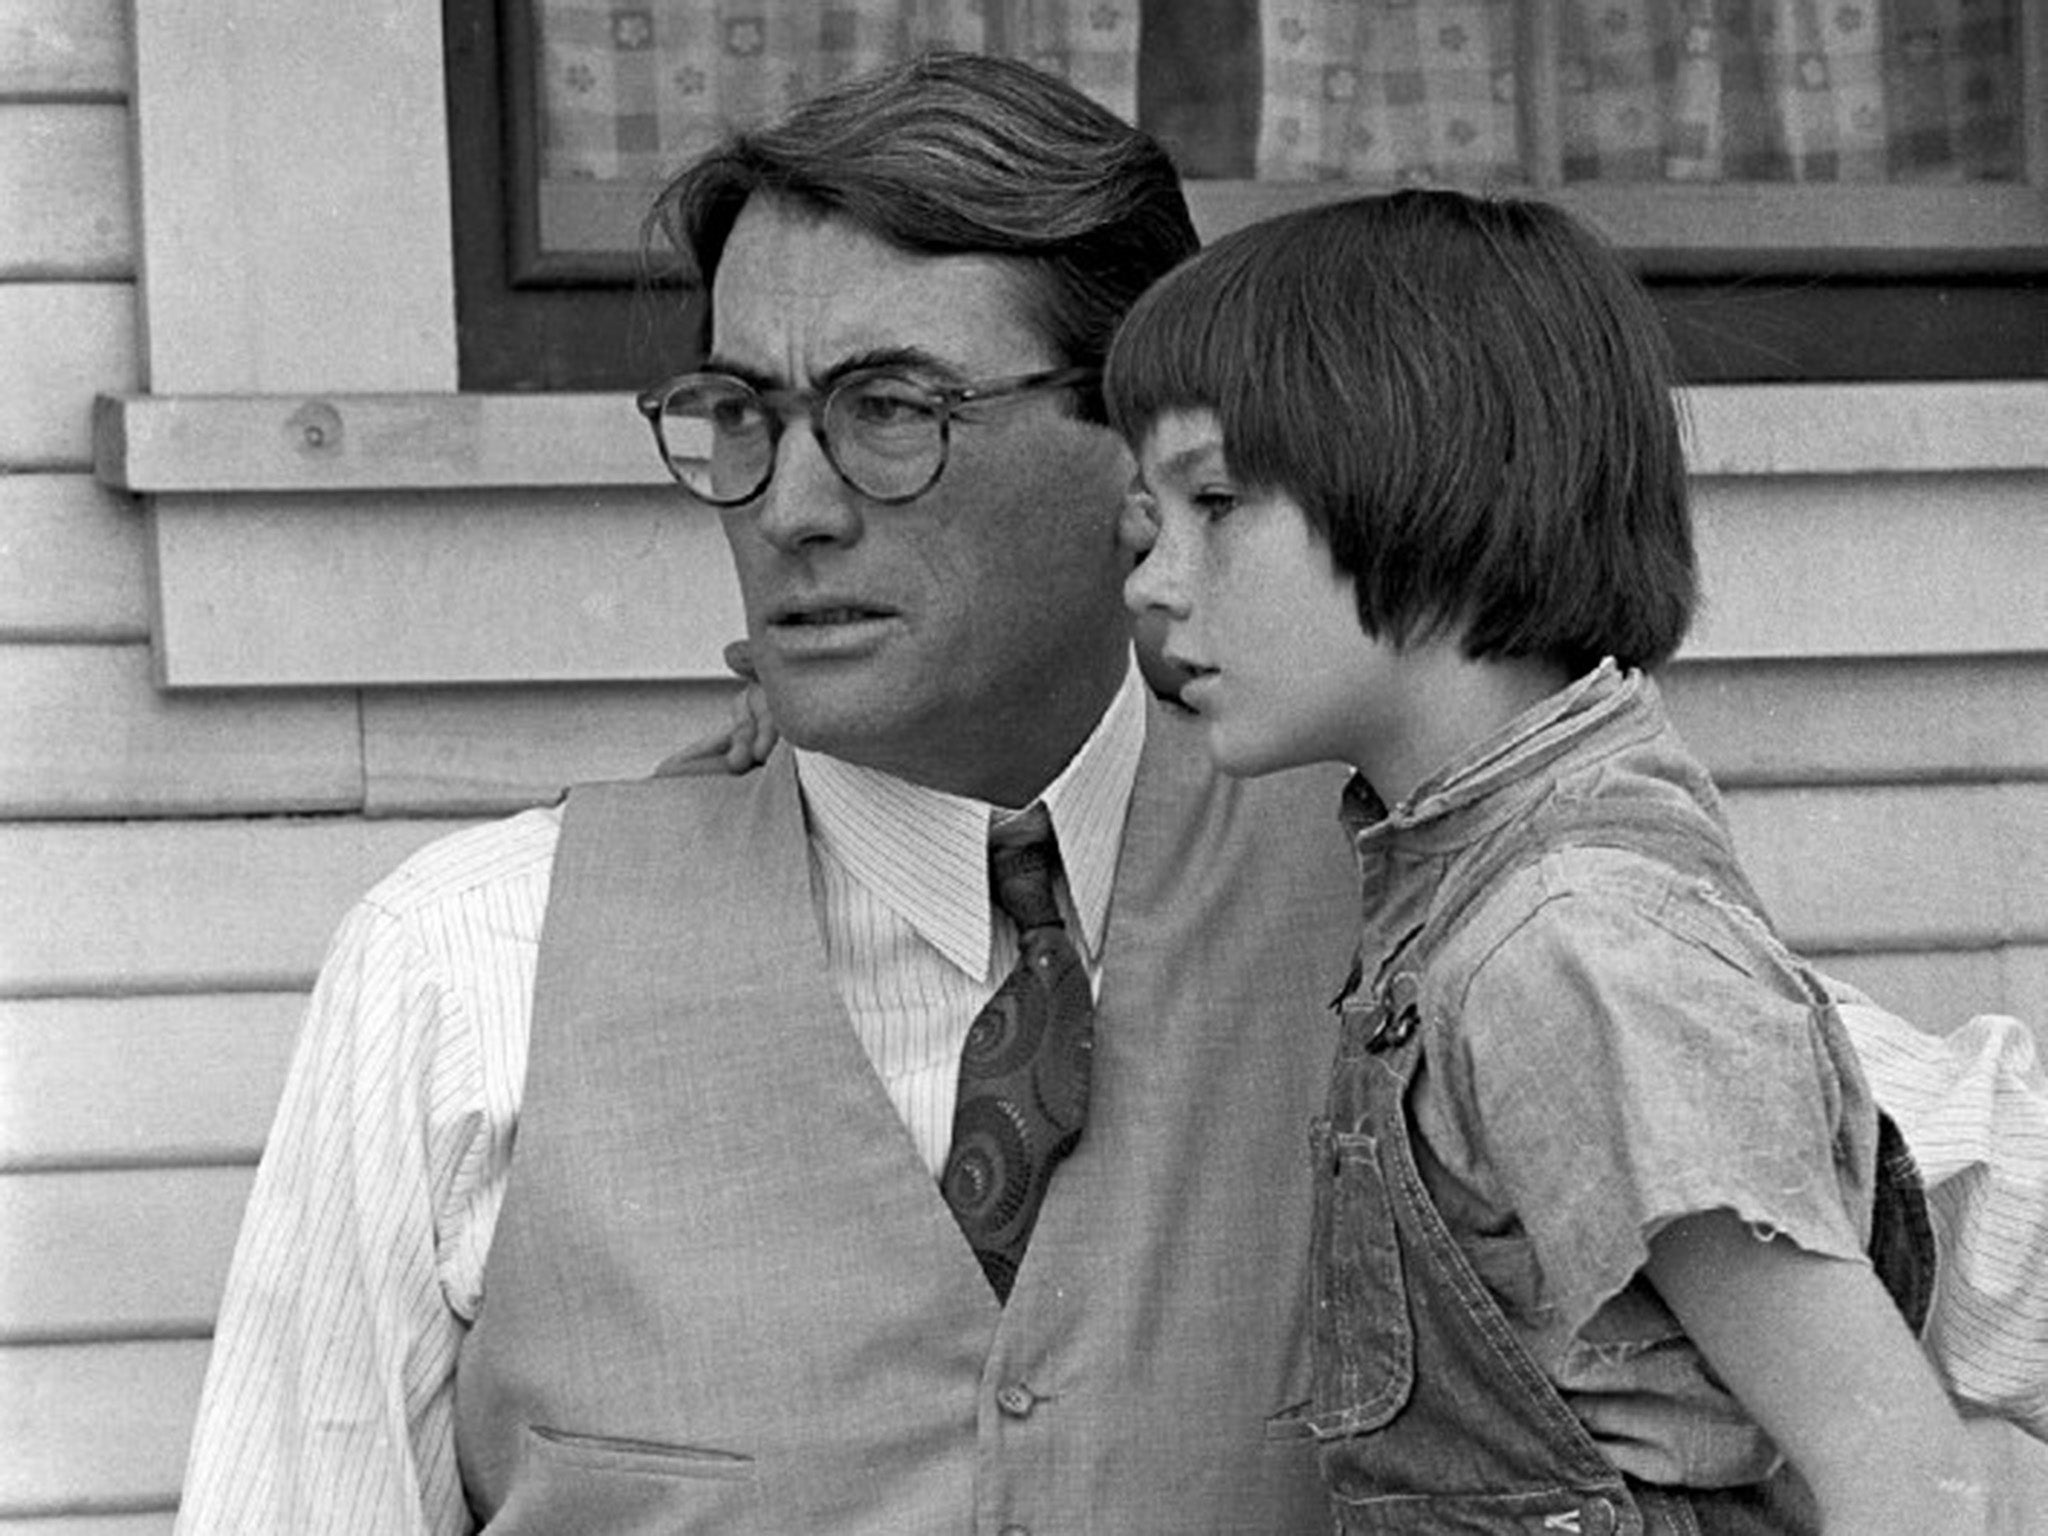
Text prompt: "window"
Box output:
[[447, 0, 2048, 389]]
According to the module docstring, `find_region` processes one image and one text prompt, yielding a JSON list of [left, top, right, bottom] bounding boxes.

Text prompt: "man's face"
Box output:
[[707, 196, 1133, 806]]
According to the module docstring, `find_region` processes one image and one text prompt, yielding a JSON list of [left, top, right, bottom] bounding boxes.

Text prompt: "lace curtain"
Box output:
[[537, 0, 2021, 188]]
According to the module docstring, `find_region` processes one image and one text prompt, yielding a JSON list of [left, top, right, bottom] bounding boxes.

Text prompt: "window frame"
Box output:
[[455, 0, 2048, 389]]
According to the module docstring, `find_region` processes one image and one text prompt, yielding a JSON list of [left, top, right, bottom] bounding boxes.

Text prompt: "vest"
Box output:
[[454, 702, 1361, 1534]]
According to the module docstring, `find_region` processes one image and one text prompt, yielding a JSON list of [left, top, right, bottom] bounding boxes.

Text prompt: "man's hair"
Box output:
[[648, 50, 1199, 421], [1105, 189, 1695, 673]]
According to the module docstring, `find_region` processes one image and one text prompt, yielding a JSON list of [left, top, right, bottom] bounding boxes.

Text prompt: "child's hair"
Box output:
[[1104, 189, 1695, 674]]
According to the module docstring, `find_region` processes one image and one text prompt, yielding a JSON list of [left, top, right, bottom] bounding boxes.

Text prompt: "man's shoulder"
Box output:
[[360, 802, 564, 922]]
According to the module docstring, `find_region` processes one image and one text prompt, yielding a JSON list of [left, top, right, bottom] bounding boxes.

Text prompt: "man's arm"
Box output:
[[1831, 997, 2048, 1440], [174, 899, 482, 1536]]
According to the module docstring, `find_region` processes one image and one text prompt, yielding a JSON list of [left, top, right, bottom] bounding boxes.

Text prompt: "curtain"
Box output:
[[537, 0, 2020, 188], [539, 1, 1141, 183]]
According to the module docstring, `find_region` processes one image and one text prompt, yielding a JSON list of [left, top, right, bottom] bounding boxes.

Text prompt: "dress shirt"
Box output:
[[174, 664, 1148, 1536]]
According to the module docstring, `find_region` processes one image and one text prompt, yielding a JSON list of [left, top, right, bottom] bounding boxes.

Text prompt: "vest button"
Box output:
[[994, 1382, 1036, 1418]]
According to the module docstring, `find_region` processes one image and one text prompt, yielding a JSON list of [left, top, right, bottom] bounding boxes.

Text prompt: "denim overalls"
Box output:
[[1302, 796, 1934, 1536]]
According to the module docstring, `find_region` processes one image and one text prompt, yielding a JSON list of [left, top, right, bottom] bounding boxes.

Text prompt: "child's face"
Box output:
[[1124, 409, 1401, 779]]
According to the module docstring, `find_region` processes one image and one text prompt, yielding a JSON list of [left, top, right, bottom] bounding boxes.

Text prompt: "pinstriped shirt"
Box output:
[[174, 667, 1148, 1536]]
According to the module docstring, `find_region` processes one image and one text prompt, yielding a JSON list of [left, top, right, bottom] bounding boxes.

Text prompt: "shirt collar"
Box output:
[[793, 657, 1148, 979]]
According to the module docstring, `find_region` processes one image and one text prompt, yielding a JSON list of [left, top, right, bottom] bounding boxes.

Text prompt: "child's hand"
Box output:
[[652, 638, 779, 776]]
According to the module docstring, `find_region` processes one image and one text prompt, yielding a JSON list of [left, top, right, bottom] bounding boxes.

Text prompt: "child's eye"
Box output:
[[1193, 488, 1239, 522]]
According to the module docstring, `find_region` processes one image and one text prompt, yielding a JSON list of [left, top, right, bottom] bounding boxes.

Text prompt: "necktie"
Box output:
[[940, 809, 1096, 1299]]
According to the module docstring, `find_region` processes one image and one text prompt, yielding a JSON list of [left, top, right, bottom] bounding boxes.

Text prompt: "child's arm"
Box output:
[[1646, 1209, 1987, 1535]]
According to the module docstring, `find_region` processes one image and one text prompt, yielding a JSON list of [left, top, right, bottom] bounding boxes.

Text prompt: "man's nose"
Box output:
[[753, 419, 862, 550]]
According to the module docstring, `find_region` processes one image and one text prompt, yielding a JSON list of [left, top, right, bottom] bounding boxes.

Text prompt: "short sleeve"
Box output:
[[1437, 854, 1873, 1338]]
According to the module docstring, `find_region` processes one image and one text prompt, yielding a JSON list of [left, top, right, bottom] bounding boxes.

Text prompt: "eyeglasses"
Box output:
[[636, 365, 1098, 507]]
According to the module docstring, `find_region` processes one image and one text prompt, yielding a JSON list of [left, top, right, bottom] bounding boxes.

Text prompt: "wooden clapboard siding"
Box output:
[[0, 819, 460, 994], [0, 993, 302, 1170], [150, 488, 747, 688], [0, 1167, 251, 1340], [1686, 470, 2048, 661], [363, 679, 745, 813], [0, 0, 128, 98], [1725, 783, 2048, 954], [1663, 655, 2048, 787], [0, 1518, 169, 1536], [0, 102, 133, 277], [0, 645, 362, 817], [0, 474, 149, 641], [0, 284, 135, 467], [1815, 947, 2048, 1041], [0, 1339, 202, 1517]]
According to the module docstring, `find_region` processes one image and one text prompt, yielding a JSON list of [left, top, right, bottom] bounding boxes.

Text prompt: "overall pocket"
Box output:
[[1303, 1114, 1415, 1440]]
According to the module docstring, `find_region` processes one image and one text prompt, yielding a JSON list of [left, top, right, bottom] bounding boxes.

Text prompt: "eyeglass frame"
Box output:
[[635, 363, 1100, 508]]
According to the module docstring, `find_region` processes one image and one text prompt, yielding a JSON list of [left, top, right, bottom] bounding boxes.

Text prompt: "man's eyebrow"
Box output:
[[700, 345, 959, 392]]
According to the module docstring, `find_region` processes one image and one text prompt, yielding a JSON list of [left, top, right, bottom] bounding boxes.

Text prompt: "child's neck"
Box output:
[[1356, 651, 1574, 811]]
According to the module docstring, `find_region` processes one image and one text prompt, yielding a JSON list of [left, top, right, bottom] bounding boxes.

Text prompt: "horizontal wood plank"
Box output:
[[1685, 472, 2048, 660], [150, 489, 745, 686], [0, 102, 132, 278], [0, 474, 148, 639], [0, 993, 302, 1169], [0, 1516, 171, 1536], [145, 476, 2040, 688], [1728, 783, 2048, 953], [1662, 655, 2048, 787], [0, 284, 136, 467], [0, 819, 460, 994], [0, 1167, 251, 1340], [0, 645, 363, 817], [0, 1339, 201, 1514], [1809, 946, 2048, 1040], [94, 382, 2048, 493], [363, 680, 743, 813], [0, 0, 128, 98]]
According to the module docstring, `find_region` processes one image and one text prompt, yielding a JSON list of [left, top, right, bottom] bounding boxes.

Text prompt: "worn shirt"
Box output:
[[173, 667, 1147, 1536], [1344, 660, 2037, 1485]]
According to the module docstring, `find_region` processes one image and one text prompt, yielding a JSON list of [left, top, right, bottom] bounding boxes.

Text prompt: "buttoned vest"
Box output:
[[454, 701, 1361, 1535]]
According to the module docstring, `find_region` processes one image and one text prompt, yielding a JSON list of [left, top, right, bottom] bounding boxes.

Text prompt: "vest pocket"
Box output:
[[527, 1423, 758, 1481], [1303, 1118, 1414, 1440]]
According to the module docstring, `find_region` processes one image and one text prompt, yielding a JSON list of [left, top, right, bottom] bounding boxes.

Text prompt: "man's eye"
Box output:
[[845, 384, 938, 428]]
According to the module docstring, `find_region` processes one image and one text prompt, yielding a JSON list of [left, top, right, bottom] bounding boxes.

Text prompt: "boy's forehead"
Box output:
[[1137, 408, 1228, 480]]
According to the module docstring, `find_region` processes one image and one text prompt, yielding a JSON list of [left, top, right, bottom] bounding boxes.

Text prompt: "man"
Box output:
[[178, 48, 2046, 1536], [176, 52, 1358, 1535]]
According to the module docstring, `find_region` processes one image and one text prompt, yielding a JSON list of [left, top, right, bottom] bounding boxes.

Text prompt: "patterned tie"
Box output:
[[940, 809, 1096, 1300]]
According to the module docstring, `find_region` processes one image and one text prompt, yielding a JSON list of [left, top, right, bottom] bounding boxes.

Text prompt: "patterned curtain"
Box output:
[[540, 1, 1140, 183], [537, 0, 2020, 188]]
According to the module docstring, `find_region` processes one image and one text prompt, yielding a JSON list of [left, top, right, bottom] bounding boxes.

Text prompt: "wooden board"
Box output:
[[1664, 655, 2048, 788], [0, 0, 128, 97], [0, 993, 303, 1169], [0, 819, 461, 993], [0, 1339, 203, 1512], [0, 474, 148, 640], [0, 645, 361, 817], [0, 102, 132, 278], [0, 1166, 252, 1339], [363, 680, 740, 813], [0, 284, 135, 466], [128, 0, 454, 393]]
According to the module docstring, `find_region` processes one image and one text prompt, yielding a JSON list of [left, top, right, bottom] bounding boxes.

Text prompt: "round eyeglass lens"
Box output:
[[822, 374, 947, 501], [661, 378, 773, 504]]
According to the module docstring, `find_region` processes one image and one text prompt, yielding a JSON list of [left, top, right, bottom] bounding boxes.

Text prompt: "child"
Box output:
[[1106, 189, 1986, 1534]]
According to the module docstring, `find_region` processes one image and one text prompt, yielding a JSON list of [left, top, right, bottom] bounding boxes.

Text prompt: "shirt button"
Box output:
[[994, 1382, 1036, 1418]]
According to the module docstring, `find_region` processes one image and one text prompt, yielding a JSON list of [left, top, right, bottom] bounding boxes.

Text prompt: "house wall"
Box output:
[[0, 2, 2043, 1530]]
